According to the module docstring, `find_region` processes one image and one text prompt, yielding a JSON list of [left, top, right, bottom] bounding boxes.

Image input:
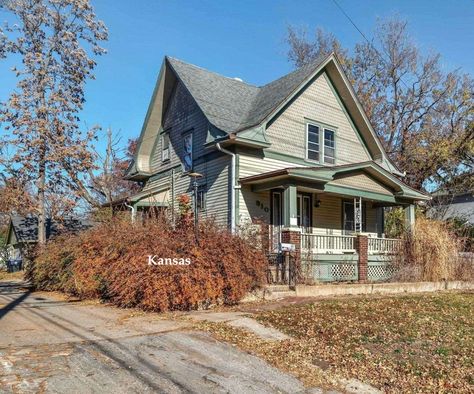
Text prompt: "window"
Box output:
[[306, 122, 336, 165], [196, 186, 206, 212], [161, 132, 170, 162], [324, 129, 335, 164], [183, 133, 193, 172], [342, 201, 366, 233], [306, 124, 320, 161]]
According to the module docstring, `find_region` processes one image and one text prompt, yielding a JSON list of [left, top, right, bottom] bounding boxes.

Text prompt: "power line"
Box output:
[[330, 0, 411, 90]]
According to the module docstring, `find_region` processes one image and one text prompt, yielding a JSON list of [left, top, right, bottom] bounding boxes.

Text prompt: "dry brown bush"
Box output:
[[392, 217, 474, 282], [32, 207, 267, 312]]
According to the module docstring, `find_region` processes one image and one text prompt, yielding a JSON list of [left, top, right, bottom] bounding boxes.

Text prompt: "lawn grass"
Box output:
[[256, 292, 473, 393]]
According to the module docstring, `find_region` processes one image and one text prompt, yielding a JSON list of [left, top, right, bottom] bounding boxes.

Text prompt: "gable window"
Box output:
[[162, 132, 170, 162], [307, 124, 320, 161], [324, 129, 335, 164], [306, 122, 336, 165], [183, 132, 193, 172]]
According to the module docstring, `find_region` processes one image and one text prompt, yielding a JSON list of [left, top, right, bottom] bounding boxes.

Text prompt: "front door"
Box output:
[[271, 191, 283, 251], [297, 194, 312, 232]]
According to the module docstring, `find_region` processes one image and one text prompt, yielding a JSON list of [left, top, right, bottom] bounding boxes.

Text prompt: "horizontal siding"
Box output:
[[239, 155, 298, 178], [266, 72, 370, 165], [238, 154, 294, 226], [330, 173, 393, 195], [198, 155, 230, 226], [140, 156, 230, 227]]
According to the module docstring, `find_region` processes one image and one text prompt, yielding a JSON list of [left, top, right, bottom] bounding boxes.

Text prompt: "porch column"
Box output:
[[283, 185, 298, 228], [355, 234, 368, 282], [404, 204, 415, 232]]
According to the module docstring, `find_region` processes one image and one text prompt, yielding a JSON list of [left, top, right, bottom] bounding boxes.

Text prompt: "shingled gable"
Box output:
[[127, 53, 401, 179]]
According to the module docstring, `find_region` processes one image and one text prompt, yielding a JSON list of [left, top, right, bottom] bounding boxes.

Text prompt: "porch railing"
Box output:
[[368, 237, 402, 255], [301, 234, 356, 253]]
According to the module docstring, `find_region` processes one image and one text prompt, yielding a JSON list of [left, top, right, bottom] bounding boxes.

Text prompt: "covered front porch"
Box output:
[[239, 162, 429, 283]]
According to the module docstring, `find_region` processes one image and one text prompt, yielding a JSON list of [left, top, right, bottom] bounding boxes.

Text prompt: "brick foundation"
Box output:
[[281, 228, 301, 286], [355, 234, 368, 282]]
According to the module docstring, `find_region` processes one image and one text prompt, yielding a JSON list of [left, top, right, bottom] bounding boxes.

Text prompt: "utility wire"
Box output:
[[330, 0, 410, 90]]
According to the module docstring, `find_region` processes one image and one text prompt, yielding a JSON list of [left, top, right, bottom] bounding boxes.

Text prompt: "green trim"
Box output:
[[305, 120, 337, 165], [304, 117, 338, 131], [235, 152, 240, 226], [283, 185, 298, 228], [323, 73, 372, 160], [265, 67, 328, 130], [324, 184, 398, 203], [264, 150, 320, 167], [309, 254, 358, 262], [126, 59, 166, 177], [135, 201, 168, 207], [233, 135, 272, 148]]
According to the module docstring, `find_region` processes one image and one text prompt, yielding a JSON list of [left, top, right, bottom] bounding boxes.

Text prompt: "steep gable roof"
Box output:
[[128, 53, 402, 178], [166, 56, 327, 133]]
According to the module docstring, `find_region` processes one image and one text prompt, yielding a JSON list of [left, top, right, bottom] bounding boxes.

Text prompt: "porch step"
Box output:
[[264, 285, 297, 300]]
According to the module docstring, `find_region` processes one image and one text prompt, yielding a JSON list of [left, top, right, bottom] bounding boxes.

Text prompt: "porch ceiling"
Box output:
[[239, 161, 430, 203]]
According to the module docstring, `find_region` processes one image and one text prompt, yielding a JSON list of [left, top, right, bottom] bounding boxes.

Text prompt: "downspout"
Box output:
[[216, 143, 236, 233], [124, 202, 136, 223]]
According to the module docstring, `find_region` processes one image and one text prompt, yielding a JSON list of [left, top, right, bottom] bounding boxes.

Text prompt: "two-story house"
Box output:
[[125, 54, 429, 280]]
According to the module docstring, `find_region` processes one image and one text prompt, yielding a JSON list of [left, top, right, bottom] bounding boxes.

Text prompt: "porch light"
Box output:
[[314, 196, 321, 208]]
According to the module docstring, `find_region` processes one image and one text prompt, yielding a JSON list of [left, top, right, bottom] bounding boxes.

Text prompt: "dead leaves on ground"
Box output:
[[254, 292, 474, 393]]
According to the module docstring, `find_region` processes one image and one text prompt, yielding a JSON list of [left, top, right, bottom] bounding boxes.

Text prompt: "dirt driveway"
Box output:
[[0, 280, 310, 394]]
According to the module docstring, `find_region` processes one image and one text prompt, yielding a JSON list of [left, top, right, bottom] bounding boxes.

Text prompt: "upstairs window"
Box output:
[[183, 132, 193, 172], [306, 124, 320, 161], [306, 122, 336, 165], [324, 129, 335, 164], [161, 132, 170, 162]]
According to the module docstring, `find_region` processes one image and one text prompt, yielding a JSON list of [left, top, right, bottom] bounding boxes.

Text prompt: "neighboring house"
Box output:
[[430, 192, 474, 224], [124, 53, 429, 280], [5, 216, 93, 267]]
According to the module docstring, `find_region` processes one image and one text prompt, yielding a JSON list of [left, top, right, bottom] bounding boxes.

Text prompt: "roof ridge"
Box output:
[[166, 56, 260, 88]]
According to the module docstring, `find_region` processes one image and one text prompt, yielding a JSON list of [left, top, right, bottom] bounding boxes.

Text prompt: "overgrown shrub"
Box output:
[[32, 210, 267, 312], [392, 217, 473, 281]]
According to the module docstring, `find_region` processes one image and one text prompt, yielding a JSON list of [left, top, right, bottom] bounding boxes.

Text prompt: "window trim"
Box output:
[[196, 185, 206, 212], [161, 131, 171, 162], [323, 128, 336, 164], [305, 120, 337, 165], [341, 199, 367, 234], [182, 131, 193, 173]]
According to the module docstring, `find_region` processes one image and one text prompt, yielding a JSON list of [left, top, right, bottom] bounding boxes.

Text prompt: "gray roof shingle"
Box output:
[[166, 55, 326, 133]]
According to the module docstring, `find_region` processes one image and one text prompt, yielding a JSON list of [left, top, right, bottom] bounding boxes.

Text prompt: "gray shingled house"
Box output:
[[4, 216, 93, 270], [124, 54, 430, 282]]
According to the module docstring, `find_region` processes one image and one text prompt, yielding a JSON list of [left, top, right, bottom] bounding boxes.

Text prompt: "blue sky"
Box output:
[[1, 0, 473, 156]]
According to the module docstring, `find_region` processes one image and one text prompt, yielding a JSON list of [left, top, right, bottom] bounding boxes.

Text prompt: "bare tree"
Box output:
[[0, 0, 108, 242], [85, 130, 141, 205], [285, 17, 474, 191]]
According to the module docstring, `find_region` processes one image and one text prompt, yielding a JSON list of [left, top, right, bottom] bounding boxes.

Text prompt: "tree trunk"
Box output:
[[37, 162, 46, 244]]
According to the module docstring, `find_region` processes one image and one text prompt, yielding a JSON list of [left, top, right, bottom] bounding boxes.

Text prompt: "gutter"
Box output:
[[124, 203, 136, 223], [216, 143, 236, 233]]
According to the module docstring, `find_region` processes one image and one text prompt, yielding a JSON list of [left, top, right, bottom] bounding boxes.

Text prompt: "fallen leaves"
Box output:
[[255, 292, 474, 393]]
